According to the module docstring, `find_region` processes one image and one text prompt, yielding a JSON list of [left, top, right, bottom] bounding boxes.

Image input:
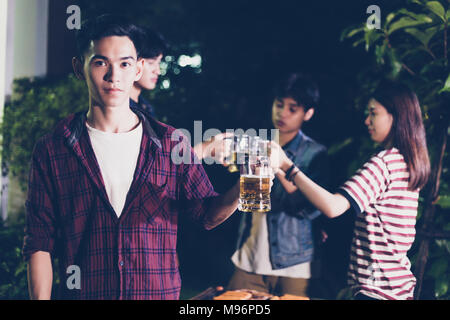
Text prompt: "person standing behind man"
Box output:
[[228, 73, 329, 297], [130, 26, 167, 117], [130, 26, 231, 163]]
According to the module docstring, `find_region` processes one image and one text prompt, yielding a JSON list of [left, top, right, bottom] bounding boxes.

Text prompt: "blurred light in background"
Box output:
[[160, 61, 168, 76], [161, 79, 171, 90], [177, 54, 202, 68]]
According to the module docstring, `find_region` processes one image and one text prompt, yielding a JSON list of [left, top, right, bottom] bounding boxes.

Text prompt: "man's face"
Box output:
[[272, 97, 313, 134], [136, 54, 163, 90], [80, 36, 143, 108]]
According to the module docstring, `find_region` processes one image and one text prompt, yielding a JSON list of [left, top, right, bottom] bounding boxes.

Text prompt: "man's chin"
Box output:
[[143, 83, 157, 90], [98, 97, 130, 108], [102, 95, 130, 107]]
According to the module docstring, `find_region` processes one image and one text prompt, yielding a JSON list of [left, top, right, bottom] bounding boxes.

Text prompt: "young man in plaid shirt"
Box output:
[[23, 15, 241, 300]]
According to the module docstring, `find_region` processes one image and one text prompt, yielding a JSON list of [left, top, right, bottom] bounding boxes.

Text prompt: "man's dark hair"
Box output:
[[75, 14, 142, 62], [136, 26, 169, 59], [273, 73, 320, 110]]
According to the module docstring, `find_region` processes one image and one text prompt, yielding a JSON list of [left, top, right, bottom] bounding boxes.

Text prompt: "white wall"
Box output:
[[0, 1, 8, 111], [1, 0, 50, 221], [8, 0, 49, 92], [0, 0, 9, 221]]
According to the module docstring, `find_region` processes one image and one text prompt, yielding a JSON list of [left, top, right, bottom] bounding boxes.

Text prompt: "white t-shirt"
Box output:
[[86, 121, 143, 217], [231, 212, 311, 278]]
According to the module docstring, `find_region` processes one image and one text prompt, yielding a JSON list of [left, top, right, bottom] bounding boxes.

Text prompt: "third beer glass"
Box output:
[[238, 138, 271, 213]]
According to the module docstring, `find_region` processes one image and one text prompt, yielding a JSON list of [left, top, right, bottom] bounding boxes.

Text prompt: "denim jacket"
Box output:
[[236, 131, 329, 269]]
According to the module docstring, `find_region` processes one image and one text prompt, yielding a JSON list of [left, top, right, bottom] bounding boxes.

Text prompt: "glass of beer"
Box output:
[[238, 152, 271, 213], [224, 135, 239, 172], [255, 139, 271, 157]]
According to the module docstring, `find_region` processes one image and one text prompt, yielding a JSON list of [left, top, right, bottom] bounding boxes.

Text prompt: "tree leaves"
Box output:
[[439, 74, 450, 93], [341, 0, 450, 300], [387, 15, 433, 35], [404, 26, 439, 47], [429, 256, 449, 298], [1, 76, 88, 191], [426, 1, 446, 21]]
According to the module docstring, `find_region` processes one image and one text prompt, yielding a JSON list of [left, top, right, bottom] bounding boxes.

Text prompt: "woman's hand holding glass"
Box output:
[[269, 141, 294, 174]]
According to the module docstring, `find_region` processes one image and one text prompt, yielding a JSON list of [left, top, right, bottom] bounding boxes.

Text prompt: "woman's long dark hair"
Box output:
[[373, 81, 430, 190]]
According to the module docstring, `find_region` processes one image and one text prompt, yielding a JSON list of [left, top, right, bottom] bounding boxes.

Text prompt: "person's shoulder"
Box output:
[[301, 132, 327, 154], [145, 116, 196, 157], [146, 116, 180, 140], [363, 148, 404, 180], [373, 147, 404, 163], [32, 113, 78, 157]]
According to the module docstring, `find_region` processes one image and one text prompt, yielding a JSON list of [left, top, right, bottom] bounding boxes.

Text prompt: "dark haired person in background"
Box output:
[[130, 26, 168, 117], [130, 26, 231, 164], [228, 73, 329, 297], [271, 81, 430, 300], [23, 14, 242, 300]]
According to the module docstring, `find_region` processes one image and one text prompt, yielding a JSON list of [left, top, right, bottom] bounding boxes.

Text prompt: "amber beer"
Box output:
[[223, 136, 239, 172], [238, 175, 271, 213], [225, 151, 239, 173]]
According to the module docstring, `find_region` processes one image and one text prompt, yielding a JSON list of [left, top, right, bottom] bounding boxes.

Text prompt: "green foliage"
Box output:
[[427, 238, 450, 298], [0, 211, 60, 300], [0, 213, 28, 299], [1, 75, 88, 191], [341, 0, 450, 299]]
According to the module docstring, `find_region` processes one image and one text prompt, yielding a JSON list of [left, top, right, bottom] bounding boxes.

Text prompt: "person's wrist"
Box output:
[[280, 159, 294, 173], [288, 167, 301, 182]]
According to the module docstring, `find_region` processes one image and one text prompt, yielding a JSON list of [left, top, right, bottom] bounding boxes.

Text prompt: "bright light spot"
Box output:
[[161, 79, 170, 89], [177, 54, 202, 68], [178, 55, 191, 67], [190, 54, 202, 68], [165, 56, 174, 62], [160, 61, 168, 76]]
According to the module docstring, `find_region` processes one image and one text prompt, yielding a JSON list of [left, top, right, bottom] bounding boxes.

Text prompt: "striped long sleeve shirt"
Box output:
[[338, 148, 419, 300]]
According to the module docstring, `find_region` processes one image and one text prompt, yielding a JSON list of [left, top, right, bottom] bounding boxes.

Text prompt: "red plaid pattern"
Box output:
[[23, 108, 218, 299]]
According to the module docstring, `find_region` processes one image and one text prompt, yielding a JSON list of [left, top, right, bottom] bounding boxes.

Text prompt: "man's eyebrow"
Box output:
[[91, 55, 108, 61], [90, 55, 136, 61]]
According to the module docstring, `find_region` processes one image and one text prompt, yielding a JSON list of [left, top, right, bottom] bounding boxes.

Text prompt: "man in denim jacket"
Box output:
[[229, 73, 329, 297]]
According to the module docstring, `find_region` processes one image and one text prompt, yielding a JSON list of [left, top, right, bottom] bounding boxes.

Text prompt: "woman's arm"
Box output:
[[287, 165, 350, 218], [272, 142, 350, 219], [275, 169, 298, 194]]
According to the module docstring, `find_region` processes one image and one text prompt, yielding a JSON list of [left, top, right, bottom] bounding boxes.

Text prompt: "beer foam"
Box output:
[[241, 174, 271, 179]]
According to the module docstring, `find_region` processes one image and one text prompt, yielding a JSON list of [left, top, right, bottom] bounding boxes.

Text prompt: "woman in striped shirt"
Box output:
[[271, 81, 430, 300]]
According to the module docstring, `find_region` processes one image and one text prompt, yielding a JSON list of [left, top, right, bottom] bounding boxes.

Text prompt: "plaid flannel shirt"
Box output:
[[23, 107, 218, 299]]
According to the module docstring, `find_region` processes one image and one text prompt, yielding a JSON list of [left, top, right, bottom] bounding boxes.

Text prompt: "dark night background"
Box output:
[[43, 0, 411, 298]]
